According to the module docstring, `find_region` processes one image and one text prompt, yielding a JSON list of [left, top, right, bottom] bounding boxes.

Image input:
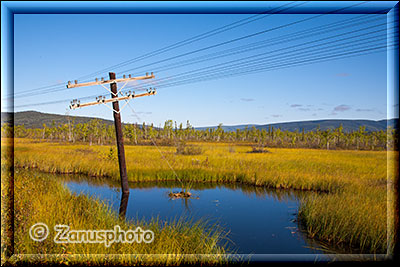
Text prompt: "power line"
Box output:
[[117, 1, 370, 75], [12, 14, 387, 99], [146, 42, 396, 91], [9, 1, 368, 99], [8, 1, 302, 98], [14, 1, 398, 107], [148, 15, 388, 74], [130, 42, 396, 92], [74, 1, 306, 81], [119, 21, 396, 89], [121, 44, 395, 93], [13, 23, 396, 108], [123, 23, 394, 91], [13, 41, 397, 109]]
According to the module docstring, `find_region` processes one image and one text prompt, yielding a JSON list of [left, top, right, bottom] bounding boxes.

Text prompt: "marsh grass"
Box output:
[[11, 139, 387, 193], [298, 189, 387, 253], [4, 138, 393, 255], [1, 162, 229, 265]]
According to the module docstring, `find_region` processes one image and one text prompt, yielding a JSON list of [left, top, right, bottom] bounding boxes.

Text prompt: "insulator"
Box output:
[[74, 80, 78, 84], [68, 81, 71, 85], [129, 74, 131, 78], [101, 77, 104, 81], [123, 75, 126, 79], [146, 72, 149, 76], [151, 72, 154, 76], [95, 78, 98, 82]]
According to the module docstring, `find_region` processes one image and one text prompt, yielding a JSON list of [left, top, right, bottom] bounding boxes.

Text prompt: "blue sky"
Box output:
[[8, 7, 396, 127]]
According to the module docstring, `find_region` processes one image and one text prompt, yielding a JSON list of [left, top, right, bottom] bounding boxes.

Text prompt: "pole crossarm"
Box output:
[[69, 90, 156, 109], [67, 71, 156, 203], [66, 73, 155, 89]]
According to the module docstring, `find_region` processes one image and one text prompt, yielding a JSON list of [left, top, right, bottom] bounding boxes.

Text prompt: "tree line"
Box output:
[[2, 119, 398, 151]]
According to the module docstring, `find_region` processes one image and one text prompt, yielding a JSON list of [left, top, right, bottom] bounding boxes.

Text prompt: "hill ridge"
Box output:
[[1, 110, 398, 132]]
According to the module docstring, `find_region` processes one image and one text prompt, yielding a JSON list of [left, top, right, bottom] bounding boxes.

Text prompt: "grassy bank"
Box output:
[[12, 139, 388, 193], [1, 151, 228, 265], [298, 189, 387, 253], [4, 138, 394, 254]]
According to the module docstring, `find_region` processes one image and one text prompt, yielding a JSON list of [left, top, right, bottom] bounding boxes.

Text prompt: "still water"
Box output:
[[57, 174, 326, 255]]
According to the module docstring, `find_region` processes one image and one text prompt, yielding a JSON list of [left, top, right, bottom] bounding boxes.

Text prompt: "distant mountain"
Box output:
[[1, 111, 398, 132], [1, 111, 115, 129], [196, 119, 398, 132]]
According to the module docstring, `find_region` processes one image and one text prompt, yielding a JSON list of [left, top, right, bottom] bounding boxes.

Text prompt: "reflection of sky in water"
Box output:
[[65, 179, 323, 254]]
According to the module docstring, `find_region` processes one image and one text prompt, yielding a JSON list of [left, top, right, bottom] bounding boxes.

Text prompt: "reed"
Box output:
[[298, 189, 387, 253]]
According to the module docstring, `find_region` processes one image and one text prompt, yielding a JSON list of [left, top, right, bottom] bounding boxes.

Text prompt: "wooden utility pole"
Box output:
[[109, 72, 129, 194], [67, 72, 156, 199]]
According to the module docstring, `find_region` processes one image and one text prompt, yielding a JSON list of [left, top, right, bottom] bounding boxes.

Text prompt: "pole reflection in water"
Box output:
[[119, 192, 130, 219]]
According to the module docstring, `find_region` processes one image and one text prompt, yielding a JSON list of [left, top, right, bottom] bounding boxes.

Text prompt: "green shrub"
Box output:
[[176, 142, 203, 155]]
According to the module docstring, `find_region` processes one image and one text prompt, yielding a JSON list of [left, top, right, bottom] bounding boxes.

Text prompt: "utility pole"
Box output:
[[67, 72, 156, 201], [109, 72, 128, 194]]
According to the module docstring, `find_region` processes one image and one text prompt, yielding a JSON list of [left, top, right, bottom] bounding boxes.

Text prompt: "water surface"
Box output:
[[59, 175, 324, 254]]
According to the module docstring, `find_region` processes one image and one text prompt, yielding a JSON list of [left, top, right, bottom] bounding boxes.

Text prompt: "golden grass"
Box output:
[[3, 138, 394, 255], [298, 189, 387, 253], [1, 141, 229, 265], [11, 138, 388, 193]]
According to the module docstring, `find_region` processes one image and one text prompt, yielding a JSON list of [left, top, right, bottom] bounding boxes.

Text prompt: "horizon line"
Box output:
[[1, 110, 397, 128]]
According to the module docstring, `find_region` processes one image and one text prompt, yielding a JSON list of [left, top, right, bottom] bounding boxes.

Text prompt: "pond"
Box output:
[[56, 174, 328, 255]]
